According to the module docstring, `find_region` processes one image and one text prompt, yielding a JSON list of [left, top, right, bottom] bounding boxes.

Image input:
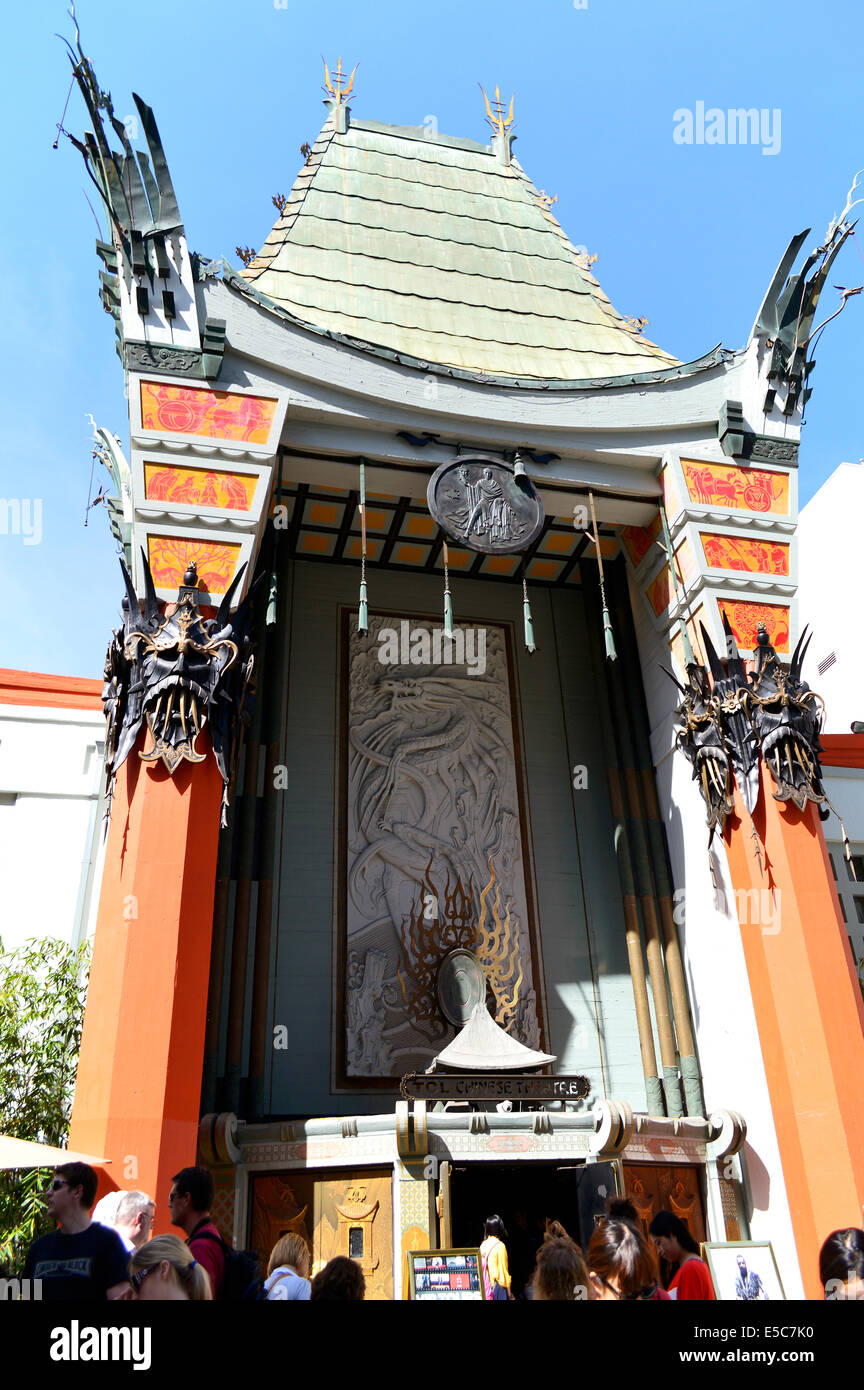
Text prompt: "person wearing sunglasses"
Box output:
[[22, 1163, 130, 1302], [128, 1235, 212, 1301]]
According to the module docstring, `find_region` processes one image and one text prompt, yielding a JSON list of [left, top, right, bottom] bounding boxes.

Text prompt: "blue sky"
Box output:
[[1, 0, 862, 676]]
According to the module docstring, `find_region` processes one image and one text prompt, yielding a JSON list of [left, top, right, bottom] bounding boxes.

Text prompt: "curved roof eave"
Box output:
[[218, 263, 732, 392]]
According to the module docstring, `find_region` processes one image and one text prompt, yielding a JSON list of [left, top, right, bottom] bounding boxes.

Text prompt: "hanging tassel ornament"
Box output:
[[589, 490, 617, 661], [267, 453, 284, 626], [357, 458, 368, 635], [442, 539, 455, 640], [266, 572, 278, 627], [522, 576, 536, 654]]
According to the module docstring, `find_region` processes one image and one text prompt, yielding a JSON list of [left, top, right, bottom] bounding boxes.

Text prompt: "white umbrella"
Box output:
[[0, 1135, 110, 1170]]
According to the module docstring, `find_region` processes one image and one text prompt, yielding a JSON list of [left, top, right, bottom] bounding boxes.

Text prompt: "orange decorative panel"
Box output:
[[681, 460, 789, 514], [527, 558, 563, 581], [403, 514, 437, 537], [540, 531, 575, 554], [484, 555, 520, 575], [147, 535, 242, 594], [306, 502, 341, 526], [144, 463, 256, 510], [621, 515, 661, 567], [700, 533, 789, 575], [140, 382, 277, 443], [718, 600, 790, 653], [391, 543, 426, 566]]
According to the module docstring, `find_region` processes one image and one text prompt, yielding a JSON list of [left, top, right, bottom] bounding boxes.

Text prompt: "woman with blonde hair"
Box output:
[[264, 1232, 312, 1300], [129, 1234, 212, 1301]]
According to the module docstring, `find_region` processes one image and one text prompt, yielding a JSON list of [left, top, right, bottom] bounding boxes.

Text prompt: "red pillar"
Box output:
[[724, 765, 864, 1297], [69, 733, 223, 1229]]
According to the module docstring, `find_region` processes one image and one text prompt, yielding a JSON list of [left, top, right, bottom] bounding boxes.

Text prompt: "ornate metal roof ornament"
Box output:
[[322, 55, 357, 108], [322, 56, 356, 132], [480, 83, 515, 140], [59, 9, 184, 294], [102, 553, 259, 824], [479, 84, 516, 165], [748, 623, 828, 815], [751, 171, 863, 416]]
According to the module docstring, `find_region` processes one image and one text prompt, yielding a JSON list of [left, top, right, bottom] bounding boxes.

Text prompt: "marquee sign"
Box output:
[[400, 1073, 590, 1100]]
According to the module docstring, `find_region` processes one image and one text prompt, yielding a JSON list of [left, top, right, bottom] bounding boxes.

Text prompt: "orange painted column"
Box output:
[[724, 765, 864, 1298], [69, 732, 223, 1230]]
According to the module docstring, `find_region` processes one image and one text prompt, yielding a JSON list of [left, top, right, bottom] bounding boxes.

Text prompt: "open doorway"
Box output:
[[448, 1160, 618, 1298]]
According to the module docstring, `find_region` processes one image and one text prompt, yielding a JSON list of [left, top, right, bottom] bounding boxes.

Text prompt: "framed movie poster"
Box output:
[[406, 1249, 486, 1301], [703, 1241, 786, 1301]]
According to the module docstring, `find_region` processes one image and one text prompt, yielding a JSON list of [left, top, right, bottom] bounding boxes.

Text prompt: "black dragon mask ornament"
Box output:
[[748, 623, 828, 815], [102, 553, 258, 822], [670, 617, 833, 838]]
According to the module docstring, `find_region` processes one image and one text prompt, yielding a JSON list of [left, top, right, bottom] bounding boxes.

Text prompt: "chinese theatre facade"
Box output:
[[64, 32, 864, 1299]]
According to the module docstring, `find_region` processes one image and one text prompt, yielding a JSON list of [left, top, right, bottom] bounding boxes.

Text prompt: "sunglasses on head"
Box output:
[[45, 1179, 70, 1193]]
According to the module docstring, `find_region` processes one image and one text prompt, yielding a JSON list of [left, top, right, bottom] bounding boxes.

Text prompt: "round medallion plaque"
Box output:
[[427, 457, 544, 554], [436, 949, 487, 1027]]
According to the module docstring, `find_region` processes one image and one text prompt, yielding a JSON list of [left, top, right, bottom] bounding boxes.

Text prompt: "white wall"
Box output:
[[798, 462, 864, 734], [0, 701, 107, 954]]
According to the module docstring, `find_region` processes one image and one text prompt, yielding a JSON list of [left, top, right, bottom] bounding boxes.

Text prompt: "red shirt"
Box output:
[[188, 1220, 226, 1299], [670, 1258, 715, 1300]]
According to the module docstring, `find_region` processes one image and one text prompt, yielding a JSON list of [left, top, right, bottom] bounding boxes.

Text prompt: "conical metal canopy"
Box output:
[[429, 1001, 556, 1072]]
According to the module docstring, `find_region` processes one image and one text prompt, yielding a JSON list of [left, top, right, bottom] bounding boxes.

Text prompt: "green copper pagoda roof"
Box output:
[[240, 112, 679, 382]]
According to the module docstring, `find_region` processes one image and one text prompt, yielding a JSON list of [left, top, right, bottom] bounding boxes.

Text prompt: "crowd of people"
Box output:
[[19, 1160, 864, 1302]]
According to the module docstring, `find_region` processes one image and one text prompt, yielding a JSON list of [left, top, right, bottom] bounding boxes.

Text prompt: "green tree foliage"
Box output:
[[0, 936, 90, 1274]]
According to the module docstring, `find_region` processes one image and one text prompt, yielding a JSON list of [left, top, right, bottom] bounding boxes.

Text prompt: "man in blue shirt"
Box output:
[[23, 1162, 130, 1301]]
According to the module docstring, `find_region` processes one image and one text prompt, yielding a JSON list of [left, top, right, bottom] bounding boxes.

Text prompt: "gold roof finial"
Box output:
[[322, 56, 357, 108], [479, 84, 515, 139]]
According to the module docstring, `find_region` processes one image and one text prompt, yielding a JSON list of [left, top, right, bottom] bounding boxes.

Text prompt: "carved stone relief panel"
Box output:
[[343, 613, 540, 1078]]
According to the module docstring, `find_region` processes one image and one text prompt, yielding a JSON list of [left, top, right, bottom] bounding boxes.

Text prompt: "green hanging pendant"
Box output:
[[443, 539, 455, 639], [443, 588, 455, 640], [522, 577, 536, 654], [358, 579, 368, 635], [602, 603, 617, 661], [266, 571, 278, 627]]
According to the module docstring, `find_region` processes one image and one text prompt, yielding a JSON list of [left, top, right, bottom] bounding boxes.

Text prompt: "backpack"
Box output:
[[189, 1227, 266, 1302]]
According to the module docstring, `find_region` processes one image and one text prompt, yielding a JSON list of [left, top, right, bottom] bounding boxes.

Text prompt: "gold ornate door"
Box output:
[[312, 1169, 393, 1301]]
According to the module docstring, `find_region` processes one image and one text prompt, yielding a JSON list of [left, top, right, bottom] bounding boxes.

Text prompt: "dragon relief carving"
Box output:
[[345, 616, 539, 1075]]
